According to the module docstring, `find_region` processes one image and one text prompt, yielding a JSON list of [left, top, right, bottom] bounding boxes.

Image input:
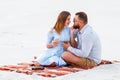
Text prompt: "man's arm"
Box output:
[[68, 34, 93, 57]]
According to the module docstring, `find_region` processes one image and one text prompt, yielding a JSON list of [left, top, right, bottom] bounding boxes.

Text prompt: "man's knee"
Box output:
[[62, 51, 68, 59]]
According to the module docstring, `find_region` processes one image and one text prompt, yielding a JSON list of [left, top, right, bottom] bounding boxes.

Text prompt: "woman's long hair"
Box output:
[[53, 11, 70, 34]]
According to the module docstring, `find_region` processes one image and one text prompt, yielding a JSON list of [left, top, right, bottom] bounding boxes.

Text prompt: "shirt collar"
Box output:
[[79, 24, 88, 34]]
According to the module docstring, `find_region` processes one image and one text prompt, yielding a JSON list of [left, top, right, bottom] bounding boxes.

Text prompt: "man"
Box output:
[[62, 12, 101, 68]]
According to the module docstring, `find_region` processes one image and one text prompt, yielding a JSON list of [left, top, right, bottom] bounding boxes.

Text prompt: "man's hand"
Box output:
[[62, 41, 70, 50]]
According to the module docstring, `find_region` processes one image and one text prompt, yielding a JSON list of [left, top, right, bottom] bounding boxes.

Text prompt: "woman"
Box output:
[[33, 11, 71, 67]]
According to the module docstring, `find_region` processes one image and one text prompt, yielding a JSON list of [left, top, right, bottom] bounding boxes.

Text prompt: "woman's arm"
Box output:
[[46, 38, 59, 48], [46, 43, 53, 48], [70, 27, 77, 48], [46, 28, 58, 48]]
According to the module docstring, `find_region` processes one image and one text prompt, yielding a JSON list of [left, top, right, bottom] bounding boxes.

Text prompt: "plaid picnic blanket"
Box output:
[[0, 59, 115, 78]]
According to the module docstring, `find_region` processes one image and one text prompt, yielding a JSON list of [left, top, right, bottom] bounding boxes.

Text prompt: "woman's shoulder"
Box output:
[[48, 28, 55, 33], [64, 26, 70, 30]]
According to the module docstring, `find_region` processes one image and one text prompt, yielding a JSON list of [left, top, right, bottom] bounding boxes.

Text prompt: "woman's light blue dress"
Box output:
[[36, 26, 70, 66]]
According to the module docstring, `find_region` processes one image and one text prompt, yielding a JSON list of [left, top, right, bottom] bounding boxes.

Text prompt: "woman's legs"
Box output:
[[33, 61, 56, 67], [33, 56, 56, 67]]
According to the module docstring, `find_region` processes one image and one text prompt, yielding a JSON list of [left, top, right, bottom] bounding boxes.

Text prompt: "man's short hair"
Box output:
[[75, 12, 88, 23]]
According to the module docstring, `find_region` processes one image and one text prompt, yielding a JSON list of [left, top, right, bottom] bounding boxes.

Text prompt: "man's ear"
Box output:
[[78, 20, 82, 25], [79, 20, 83, 24], [80, 20, 85, 26]]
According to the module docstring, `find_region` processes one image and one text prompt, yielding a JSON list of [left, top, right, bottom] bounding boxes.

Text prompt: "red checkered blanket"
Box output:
[[0, 60, 115, 78]]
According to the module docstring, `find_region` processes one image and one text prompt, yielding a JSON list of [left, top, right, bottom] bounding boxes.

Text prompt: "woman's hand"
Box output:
[[62, 42, 70, 50], [52, 39, 59, 46], [46, 39, 59, 48], [70, 27, 75, 34], [46, 43, 53, 48]]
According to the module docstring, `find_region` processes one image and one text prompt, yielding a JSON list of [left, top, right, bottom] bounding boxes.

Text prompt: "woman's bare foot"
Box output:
[[32, 61, 41, 66], [44, 62, 56, 67], [31, 61, 56, 67]]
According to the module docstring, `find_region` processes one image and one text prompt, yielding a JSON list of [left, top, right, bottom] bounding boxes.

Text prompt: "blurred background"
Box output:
[[0, 0, 120, 65]]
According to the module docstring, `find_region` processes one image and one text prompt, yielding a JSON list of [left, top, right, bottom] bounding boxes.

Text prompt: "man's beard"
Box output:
[[73, 25, 79, 29]]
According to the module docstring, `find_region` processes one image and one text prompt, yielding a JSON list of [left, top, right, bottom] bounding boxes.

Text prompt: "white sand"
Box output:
[[0, 0, 120, 80]]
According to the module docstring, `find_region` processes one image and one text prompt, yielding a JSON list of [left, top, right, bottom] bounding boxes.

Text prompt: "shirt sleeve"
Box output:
[[47, 31, 54, 44], [68, 33, 93, 57]]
